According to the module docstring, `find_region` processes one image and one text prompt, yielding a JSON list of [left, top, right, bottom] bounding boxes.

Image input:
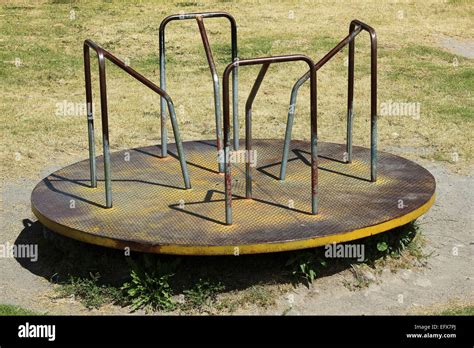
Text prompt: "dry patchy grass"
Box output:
[[1, 0, 473, 181]]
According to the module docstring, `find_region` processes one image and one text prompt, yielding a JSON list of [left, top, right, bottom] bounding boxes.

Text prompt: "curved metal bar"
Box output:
[[280, 24, 362, 180], [83, 39, 191, 208], [280, 20, 377, 181], [159, 11, 239, 166], [223, 55, 317, 225]]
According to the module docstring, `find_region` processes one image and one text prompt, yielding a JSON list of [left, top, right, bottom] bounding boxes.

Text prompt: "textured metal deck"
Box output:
[[31, 140, 436, 255]]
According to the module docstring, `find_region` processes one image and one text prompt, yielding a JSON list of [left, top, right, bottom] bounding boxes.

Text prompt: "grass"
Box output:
[[285, 222, 427, 290], [216, 285, 277, 313], [121, 256, 180, 312], [1, 0, 473, 181], [438, 305, 474, 316], [285, 250, 327, 286], [0, 304, 39, 316], [181, 278, 225, 312], [238, 285, 276, 308], [345, 222, 429, 290], [414, 302, 474, 316], [56, 272, 125, 309]]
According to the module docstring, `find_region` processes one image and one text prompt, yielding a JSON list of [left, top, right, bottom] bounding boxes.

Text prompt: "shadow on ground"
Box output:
[[13, 218, 380, 292]]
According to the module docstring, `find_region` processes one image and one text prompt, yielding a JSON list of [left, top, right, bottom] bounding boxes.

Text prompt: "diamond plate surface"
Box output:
[[31, 140, 436, 253]]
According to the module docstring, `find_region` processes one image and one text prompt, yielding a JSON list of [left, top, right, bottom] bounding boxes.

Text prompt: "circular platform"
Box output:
[[31, 140, 435, 255]]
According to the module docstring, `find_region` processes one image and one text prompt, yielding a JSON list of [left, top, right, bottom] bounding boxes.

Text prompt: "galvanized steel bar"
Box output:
[[280, 75, 305, 181], [97, 50, 112, 208], [165, 97, 191, 189], [83, 40, 191, 208], [158, 12, 239, 167], [83, 43, 97, 188], [223, 54, 317, 225], [159, 23, 168, 157], [231, 24, 239, 151], [346, 23, 356, 164], [245, 63, 270, 198]]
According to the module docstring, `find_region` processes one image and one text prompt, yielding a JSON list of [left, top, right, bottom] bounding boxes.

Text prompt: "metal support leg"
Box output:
[[84, 45, 97, 188], [369, 29, 377, 182], [159, 28, 168, 158], [166, 99, 191, 189], [280, 81, 302, 180], [309, 70, 318, 215], [310, 132, 318, 214], [232, 59, 239, 150], [97, 52, 112, 208], [346, 31, 355, 163]]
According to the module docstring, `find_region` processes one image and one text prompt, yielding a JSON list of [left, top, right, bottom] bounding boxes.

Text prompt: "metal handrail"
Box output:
[[159, 11, 239, 173], [83, 39, 191, 208], [280, 19, 377, 182], [222, 54, 318, 225]]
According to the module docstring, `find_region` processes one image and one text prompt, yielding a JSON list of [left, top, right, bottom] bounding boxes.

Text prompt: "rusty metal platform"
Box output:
[[31, 140, 435, 255]]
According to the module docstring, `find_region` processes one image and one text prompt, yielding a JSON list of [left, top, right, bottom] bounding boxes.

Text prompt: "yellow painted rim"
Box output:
[[32, 193, 435, 255]]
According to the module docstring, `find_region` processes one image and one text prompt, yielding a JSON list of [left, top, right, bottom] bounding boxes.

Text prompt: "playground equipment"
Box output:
[[31, 12, 436, 255]]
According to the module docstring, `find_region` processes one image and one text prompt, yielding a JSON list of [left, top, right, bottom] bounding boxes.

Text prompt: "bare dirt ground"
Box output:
[[266, 162, 474, 315], [1, 159, 472, 315], [437, 35, 474, 59]]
